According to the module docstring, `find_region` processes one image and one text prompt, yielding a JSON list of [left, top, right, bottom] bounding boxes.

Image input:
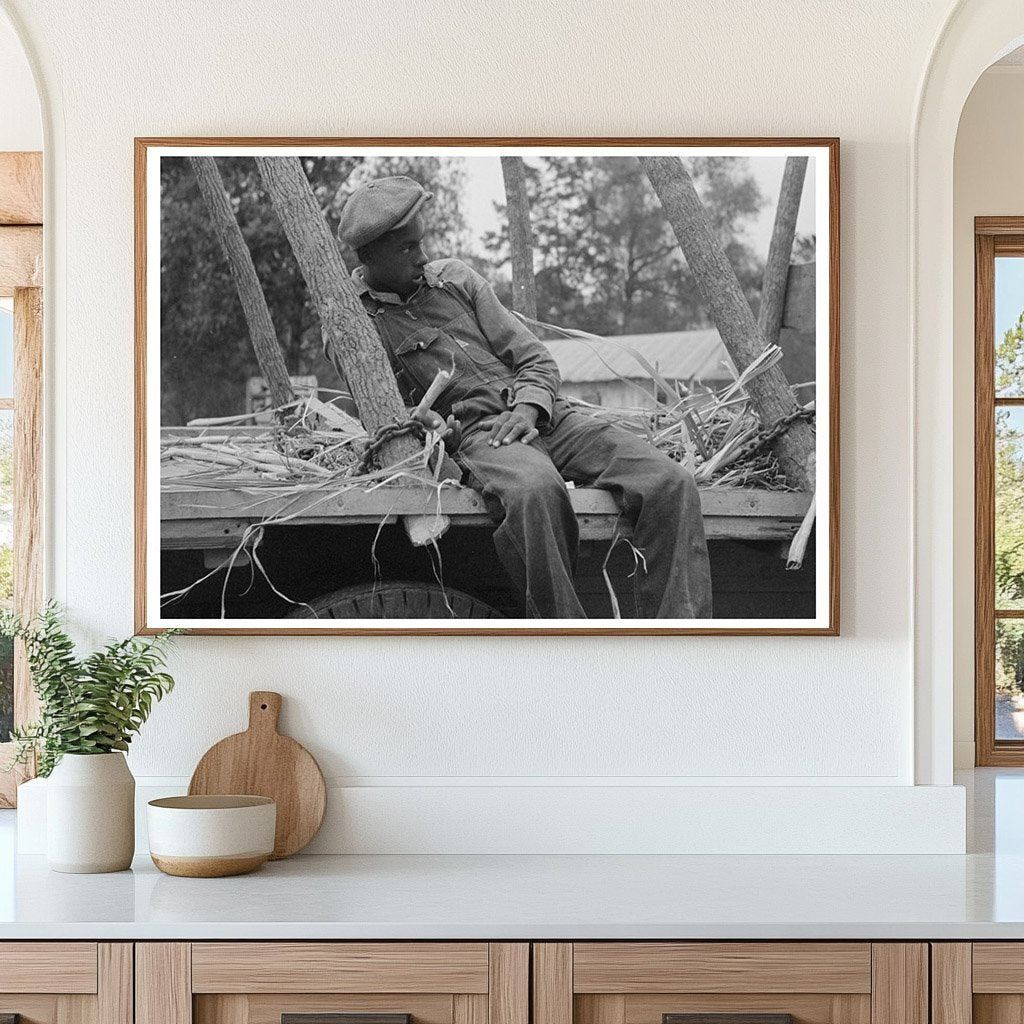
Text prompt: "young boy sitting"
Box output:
[[335, 175, 712, 619]]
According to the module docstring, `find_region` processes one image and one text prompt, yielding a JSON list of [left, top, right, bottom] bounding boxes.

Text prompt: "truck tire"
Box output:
[[286, 580, 505, 619]]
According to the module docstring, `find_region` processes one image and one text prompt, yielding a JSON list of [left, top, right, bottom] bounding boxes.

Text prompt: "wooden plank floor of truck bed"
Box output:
[[159, 482, 811, 547]]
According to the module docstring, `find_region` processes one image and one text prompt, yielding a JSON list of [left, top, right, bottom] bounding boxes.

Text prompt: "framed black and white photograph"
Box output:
[[135, 138, 838, 635]]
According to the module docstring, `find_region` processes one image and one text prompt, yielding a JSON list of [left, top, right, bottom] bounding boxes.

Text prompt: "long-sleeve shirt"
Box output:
[[348, 258, 561, 430]]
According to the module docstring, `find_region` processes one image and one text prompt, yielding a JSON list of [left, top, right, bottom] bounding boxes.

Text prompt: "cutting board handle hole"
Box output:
[[260, 703, 268, 710]]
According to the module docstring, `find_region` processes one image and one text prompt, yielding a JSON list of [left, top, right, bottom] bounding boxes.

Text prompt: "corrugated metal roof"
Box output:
[[543, 329, 737, 384]]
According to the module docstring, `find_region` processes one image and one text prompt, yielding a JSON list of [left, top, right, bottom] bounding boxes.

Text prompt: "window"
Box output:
[[976, 219, 1024, 764], [0, 304, 12, 745], [0, 149, 43, 805]]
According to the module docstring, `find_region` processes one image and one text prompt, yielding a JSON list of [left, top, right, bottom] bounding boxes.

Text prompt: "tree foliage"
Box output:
[[997, 621, 1024, 692], [996, 313, 1024, 614], [995, 313, 1024, 692], [997, 308, 1024, 397], [483, 155, 766, 336], [996, 407, 1024, 610]]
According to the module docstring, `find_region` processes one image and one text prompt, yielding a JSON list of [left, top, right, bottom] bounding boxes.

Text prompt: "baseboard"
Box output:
[[17, 778, 967, 856]]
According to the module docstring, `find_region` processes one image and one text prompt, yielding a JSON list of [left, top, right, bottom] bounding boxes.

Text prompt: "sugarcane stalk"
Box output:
[[786, 491, 817, 570], [413, 369, 453, 420], [163, 448, 245, 468]]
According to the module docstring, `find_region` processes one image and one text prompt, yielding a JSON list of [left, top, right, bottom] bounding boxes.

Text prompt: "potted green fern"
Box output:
[[2, 603, 179, 873]]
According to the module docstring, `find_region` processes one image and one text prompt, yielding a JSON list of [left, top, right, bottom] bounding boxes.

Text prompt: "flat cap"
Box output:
[[337, 176, 434, 250]]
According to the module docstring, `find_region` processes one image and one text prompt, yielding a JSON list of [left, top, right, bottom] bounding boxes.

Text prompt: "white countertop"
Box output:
[[1, 768, 1021, 941], [0, 849, 1021, 940]]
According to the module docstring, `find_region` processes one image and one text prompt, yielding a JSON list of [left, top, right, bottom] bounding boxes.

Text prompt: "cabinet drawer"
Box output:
[[191, 944, 490, 994], [973, 944, 1024, 992], [572, 944, 872, 994], [139, 942, 528, 1024], [0, 943, 130, 1024], [0, 942, 98, 993], [937, 942, 1024, 1024], [533, 944, 926, 1024]]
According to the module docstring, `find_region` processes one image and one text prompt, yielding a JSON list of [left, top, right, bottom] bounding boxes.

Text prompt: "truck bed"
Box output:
[[160, 480, 811, 548]]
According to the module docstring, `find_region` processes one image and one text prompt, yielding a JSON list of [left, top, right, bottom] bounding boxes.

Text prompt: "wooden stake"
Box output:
[[786, 487, 816, 570], [189, 157, 295, 411], [500, 156, 539, 322], [758, 156, 808, 347], [640, 156, 815, 490]]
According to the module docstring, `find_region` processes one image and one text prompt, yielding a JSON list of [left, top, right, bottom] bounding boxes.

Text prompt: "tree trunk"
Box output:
[[189, 157, 295, 411], [758, 156, 808, 346], [254, 156, 420, 466], [500, 156, 539, 322], [639, 156, 815, 490]]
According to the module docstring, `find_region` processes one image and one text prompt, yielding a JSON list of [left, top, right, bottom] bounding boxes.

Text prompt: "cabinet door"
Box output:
[[533, 944, 927, 1024], [944, 943, 1024, 1024], [0, 943, 131, 1024], [137, 943, 528, 1024]]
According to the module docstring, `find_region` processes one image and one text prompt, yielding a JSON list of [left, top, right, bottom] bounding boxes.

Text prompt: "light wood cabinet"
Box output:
[[0, 938, 953, 1024], [0, 943, 132, 1024], [532, 943, 928, 1024], [931, 943, 1024, 1024], [136, 944, 527, 1024]]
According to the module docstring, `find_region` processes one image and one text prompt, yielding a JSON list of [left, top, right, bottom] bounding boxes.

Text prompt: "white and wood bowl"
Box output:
[[147, 795, 276, 877]]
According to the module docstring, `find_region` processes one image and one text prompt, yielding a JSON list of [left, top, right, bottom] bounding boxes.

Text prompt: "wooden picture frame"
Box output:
[[136, 137, 839, 635]]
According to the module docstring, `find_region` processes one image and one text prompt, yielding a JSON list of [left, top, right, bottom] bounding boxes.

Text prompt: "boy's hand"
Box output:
[[411, 408, 462, 453], [487, 404, 540, 447]]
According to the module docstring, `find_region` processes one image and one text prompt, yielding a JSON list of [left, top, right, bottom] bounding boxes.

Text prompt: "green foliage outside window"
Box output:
[[997, 308, 1024, 397], [996, 312, 1024, 695], [996, 314, 1024, 614]]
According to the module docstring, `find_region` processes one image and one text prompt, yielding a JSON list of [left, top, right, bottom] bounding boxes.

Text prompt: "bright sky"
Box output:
[[0, 309, 12, 396], [460, 155, 817, 261], [996, 257, 1024, 340]]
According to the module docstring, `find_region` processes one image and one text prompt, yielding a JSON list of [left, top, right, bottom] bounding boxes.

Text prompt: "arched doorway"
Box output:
[[913, 1, 1024, 785]]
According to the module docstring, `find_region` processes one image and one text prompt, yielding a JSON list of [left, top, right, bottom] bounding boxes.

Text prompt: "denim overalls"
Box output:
[[351, 259, 712, 619], [361, 268, 524, 432]]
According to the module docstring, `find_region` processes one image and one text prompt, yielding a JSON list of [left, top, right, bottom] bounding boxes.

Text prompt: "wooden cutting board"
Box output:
[[188, 691, 326, 859]]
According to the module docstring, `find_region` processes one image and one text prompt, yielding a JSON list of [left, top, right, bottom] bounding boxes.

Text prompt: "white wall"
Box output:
[[0, 9, 39, 152], [952, 66, 1024, 767], [1, 0, 976, 852]]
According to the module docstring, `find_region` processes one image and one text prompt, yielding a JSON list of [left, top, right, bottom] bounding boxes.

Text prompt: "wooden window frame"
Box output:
[[975, 217, 1024, 765], [0, 151, 43, 807]]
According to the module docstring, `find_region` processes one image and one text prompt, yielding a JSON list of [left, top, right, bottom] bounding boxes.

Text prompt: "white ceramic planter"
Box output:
[[46, 752, 135, 873]]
